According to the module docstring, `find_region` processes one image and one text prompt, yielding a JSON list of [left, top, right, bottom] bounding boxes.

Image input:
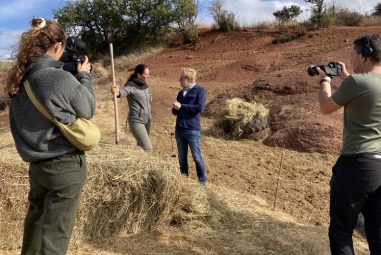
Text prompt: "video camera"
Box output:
[[307, 62, 342, 77], [61, 36, 88, 75]]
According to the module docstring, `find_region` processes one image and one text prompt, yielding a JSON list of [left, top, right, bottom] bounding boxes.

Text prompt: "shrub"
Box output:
[[217, 11, 239, 32], [273, 5, 302, 24], [334, 9, 364, 26], [272, 24, 308, 44], [310, 10, 334, 28], [208, 0, 239, 32], [273, 31, 306, 44], [181, 24, 199, 44]]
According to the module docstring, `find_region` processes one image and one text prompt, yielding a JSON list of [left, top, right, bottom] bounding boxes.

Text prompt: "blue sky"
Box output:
[[0, 0, 379, 59]]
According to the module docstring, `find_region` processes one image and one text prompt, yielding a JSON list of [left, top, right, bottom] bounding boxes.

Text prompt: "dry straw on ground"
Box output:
[[0, 141, 226, 250], [209, 98, 269, 139]]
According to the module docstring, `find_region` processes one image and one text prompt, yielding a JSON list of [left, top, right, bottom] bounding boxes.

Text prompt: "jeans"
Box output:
[[329, 155, 381, 255], [175, 129, 206, 183]]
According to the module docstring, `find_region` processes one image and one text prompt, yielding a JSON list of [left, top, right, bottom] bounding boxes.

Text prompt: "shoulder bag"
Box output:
[[24, 80, 101, 151]]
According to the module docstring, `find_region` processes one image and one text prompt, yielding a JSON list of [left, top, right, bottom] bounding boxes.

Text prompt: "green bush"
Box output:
[[272, 31, 306, 44], [272, 24, 307, 44], [310, 11, 334, 28], [217, 11, 239, 32], [334, 9, 363, 26], [181, 24, 199, 44], [208, 0, 239, 32], [273, 5, 302, 23]]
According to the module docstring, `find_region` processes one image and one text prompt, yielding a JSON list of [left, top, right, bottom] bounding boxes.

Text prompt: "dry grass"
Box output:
[[0, 62, 12, 101], [209, 98, 269, 139], [102, 47, 164, 70], [362, 15, 381, 26], [0, 140, 230, 250], [0, 136, 334, 254], [0, 139, 369, 254], [0, 61, 13, 74]]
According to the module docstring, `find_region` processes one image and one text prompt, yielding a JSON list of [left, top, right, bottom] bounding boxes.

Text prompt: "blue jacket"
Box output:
[[172, 84, 206, 131]]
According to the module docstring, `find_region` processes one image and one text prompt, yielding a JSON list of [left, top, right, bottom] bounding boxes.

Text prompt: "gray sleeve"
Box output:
[[331, 76, 357, 106], [119, 83, 134, 98], [70, 72, 96, 119]]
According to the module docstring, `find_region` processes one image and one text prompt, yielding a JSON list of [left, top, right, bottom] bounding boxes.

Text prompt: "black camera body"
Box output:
[[307, 62, 342, 77], [61, 37, 88, 75]]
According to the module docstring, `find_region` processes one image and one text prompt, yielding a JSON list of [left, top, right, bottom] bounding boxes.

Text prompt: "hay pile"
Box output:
[[0, 142, 225, 250], [210, 98, 269, 139]]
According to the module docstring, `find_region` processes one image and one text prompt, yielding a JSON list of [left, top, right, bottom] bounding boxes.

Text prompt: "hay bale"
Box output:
[[212, 98, 269, 139], [0, 146, 28, 250], [0, 143, 225, 249]]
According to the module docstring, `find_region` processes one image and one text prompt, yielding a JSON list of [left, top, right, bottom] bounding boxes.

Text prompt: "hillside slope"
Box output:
[[1, 25, 379, 254]]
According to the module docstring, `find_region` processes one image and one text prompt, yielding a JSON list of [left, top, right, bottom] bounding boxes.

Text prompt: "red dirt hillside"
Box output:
[[141, 26, 381, 154], [2, 25, 380, 254]]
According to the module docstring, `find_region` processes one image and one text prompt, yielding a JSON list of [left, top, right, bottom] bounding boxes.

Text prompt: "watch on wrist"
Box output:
[[320, 78, 331, 85]]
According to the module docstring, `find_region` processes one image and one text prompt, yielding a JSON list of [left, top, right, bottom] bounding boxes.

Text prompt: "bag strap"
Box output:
[[22, 59, 63, 124], [24, 80, 57, 124]]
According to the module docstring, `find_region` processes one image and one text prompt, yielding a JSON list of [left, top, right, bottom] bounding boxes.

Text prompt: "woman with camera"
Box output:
[[111, 64, 153, 152], [6, 18, 93, 255]]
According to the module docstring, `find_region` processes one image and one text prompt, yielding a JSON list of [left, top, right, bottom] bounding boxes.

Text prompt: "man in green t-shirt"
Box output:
[[317, 34, 381, 255]]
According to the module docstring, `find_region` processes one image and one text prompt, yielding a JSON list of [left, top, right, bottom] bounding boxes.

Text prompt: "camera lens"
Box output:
[[307, 65, 318, 76]]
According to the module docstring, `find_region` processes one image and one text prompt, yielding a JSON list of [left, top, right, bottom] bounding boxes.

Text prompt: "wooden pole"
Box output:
[[109, 43, 120, 145], [272, 150, 284, 211]]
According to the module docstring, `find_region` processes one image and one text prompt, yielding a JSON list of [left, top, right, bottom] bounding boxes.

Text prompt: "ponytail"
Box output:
[[128, 64, 148, 82], [6, 18, 65, 96]]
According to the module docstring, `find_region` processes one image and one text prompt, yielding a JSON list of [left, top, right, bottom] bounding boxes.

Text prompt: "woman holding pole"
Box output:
[[111, 64, 153, 152]]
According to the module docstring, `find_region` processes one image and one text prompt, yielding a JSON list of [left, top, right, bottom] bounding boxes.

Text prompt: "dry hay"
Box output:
[[0, 142, 226, 250], [209, 98, 269, 139]]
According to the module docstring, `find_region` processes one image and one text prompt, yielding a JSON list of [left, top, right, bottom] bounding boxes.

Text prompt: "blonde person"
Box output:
[[111, 64, 153, 151], [6, 18, 94, 254], [172, 68, 207, 184]]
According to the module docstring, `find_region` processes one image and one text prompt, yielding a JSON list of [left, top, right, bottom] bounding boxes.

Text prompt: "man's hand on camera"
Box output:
[[77, 56, 91, 73], [316, 67, 332, 84], [338, 61, 350, 77]]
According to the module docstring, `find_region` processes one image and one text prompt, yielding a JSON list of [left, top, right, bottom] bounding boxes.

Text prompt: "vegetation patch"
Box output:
[[272, 30, 307, 44], [208, 98, 269, 140], [0, 144, 229, 249]]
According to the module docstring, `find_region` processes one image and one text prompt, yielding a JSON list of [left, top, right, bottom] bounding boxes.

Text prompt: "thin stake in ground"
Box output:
[[109, 43, 120, 144], [273, 149, 284, 211], [170, 132, 176, 158]]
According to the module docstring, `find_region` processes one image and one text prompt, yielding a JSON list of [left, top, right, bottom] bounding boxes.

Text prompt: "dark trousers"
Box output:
[[329, 155, 381, 255], [21, 152, 87, 255], [175, 129, 206, 183]]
